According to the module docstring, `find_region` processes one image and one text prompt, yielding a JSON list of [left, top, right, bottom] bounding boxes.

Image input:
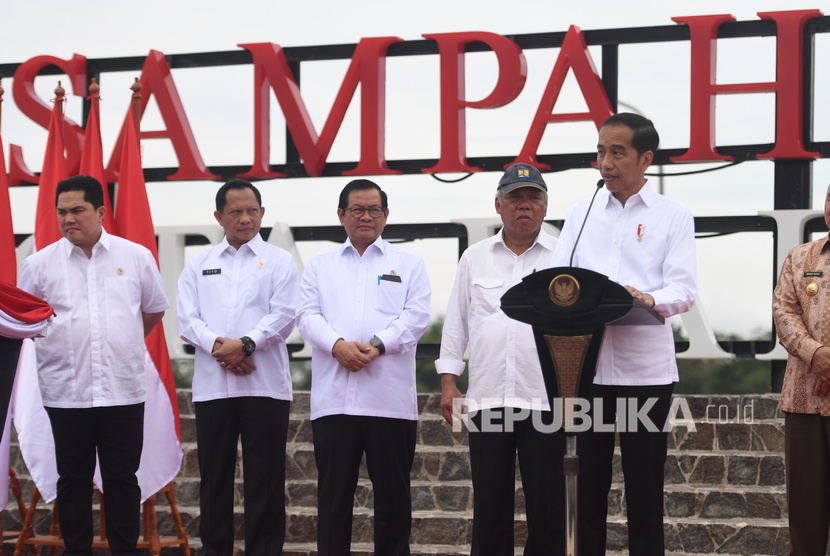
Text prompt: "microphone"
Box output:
[[568, 179, 605, 267]]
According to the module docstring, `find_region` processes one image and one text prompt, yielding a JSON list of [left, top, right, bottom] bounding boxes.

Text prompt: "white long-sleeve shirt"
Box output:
[[298, 236, 431, 421], [551, 181, 697, 385], [18, 230, 169, 408], [436, 229, 556, 411], [177, 234, 298, 402]]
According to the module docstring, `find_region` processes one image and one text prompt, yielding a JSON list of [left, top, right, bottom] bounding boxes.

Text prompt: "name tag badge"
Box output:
[[804, 271, 823, 277], [202, 268, 221, 276]]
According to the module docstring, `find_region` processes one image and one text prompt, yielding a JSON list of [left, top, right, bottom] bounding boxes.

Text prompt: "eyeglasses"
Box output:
[[346, 206, 385, 218]]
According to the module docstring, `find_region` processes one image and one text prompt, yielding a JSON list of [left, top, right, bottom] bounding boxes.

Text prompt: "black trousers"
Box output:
[[784, 411, 830, 555], [45, 403, 144, 556], [0, 336, 22, 439], [468, 408, 566, 556], [312, 414, 417, 556], [577, 383, 674, 556], [194, 397, 290, 556]]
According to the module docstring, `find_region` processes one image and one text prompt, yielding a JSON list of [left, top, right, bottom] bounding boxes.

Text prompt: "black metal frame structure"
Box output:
[[5, 15, 830, 389], [0, 16, 827, 186]]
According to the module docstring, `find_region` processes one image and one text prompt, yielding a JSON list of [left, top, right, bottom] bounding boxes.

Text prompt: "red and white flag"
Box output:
[[13, 88, 182, 503], [12, 88, 68, 501], [0, 109, 16, 509], [114, 106, 182, 499], [0, 122, 15, 287], [32, 90, 68, 251], [79, 84, 117, 235]]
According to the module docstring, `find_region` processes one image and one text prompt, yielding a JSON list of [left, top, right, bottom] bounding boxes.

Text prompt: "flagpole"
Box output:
[[131, 78, 141, 141], [55, 81, 65, 135], [89, 78, 100, 107]]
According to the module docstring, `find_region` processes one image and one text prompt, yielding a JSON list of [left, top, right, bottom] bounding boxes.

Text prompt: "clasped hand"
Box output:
[[212, 337, 257, 376], [332, 339, 380, 372]]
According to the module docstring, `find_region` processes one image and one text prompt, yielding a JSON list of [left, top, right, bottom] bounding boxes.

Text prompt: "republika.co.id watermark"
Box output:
[[448, 397, 756, 433]]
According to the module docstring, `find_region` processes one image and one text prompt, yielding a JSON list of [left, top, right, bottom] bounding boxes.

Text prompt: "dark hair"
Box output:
[[338, 179, 388, 210], [602, 112, 660, 157], [215, 179, 262, 212], [55, 175, 104, 208]]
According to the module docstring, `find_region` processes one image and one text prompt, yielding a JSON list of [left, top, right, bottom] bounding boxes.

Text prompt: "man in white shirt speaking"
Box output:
[[177, 179, 299, 556], [436, 163, 565, 556], [298, 179, 431, 556], [551, 113, 697, 556], [19, 175, 169, 556]]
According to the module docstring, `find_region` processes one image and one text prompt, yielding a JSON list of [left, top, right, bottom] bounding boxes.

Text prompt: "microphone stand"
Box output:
[[569, 179, 605, 267], [565, 178, 603, 556]]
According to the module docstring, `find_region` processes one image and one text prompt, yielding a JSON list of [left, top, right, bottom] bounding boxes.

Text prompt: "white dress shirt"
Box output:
[[177, 234, 298, 403], [436, 229, 557, 411], [18, 230, 169, 408], [551, 181, 697, 385], [298, 236, 431, 421]]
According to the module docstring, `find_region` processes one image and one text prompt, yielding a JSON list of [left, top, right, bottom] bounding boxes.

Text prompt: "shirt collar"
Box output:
[[491, 227, 555, 254], [340, 235, 385, 256], [603, 179, 657, 209], [219, 232, 266, 256], [60, 227, 110, 258]]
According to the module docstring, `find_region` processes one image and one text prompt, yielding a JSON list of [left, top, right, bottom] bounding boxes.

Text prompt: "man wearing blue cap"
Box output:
[[436, 163, 565, 555]]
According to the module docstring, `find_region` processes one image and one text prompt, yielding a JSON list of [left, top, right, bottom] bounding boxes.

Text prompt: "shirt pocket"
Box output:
[[104, 275, 142, 345], [377, 279, 406, 316], [471, 277, 504, 317]]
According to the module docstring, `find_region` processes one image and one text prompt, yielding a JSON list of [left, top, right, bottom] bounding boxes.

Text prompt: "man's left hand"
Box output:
[[359, 342, 381, 361], [212, 337, 256, 374], [625, 285, 655, 308]]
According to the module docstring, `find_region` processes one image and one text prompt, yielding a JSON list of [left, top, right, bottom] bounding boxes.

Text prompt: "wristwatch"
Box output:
[[240, 336, 256, 357], [370, 335, 385, 355]]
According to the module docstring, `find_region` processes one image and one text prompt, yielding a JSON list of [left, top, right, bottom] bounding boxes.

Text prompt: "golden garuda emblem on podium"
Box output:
[[549, 274, 580, 306]]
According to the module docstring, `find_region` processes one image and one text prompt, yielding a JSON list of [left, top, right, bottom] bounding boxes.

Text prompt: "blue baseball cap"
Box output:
[[497, 163, 547, 194]]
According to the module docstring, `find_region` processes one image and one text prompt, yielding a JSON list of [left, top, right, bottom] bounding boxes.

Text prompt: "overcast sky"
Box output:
[[2, 0, 828, 338]]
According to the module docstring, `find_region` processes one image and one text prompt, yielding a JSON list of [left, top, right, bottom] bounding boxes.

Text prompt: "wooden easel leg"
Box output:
[[163, 485, 191, 556], [13, 487, 40, 556]]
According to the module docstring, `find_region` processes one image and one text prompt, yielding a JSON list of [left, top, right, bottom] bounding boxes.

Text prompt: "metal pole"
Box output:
[[563, 432, 579, 554]]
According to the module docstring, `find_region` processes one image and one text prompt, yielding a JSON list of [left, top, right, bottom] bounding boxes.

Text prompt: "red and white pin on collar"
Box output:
[[637, 224, 644, 242]]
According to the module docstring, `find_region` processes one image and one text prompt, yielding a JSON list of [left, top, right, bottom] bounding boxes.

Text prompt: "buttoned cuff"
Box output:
[[374, 330, 396, 354], [245, 330, 267, 351], [325, 331, 345, 354], [435, 359, 466, 376], [200, 330, 220, 355]]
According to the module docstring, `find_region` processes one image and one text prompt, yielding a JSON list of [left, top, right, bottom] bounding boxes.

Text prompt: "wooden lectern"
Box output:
[[500, 267, 664, 556]]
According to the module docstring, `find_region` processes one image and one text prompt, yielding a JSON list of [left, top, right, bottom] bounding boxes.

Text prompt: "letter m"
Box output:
[[240, 38, 403, 178]]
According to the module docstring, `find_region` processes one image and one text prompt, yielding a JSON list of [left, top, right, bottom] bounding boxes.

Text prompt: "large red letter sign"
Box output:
[[512, 26, 614, 170], [672, 9, 823, 162], [241, 37, 403, 178], [10, 54, 86, 184], [421, 32, 526, 174], [107, 50, 218, 181]]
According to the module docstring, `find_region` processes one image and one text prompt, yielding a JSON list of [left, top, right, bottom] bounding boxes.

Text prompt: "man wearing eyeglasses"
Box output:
[[298, 179, 431, 556]]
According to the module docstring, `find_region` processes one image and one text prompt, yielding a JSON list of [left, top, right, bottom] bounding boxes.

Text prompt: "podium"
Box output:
[[500, 267, 664, 556]]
